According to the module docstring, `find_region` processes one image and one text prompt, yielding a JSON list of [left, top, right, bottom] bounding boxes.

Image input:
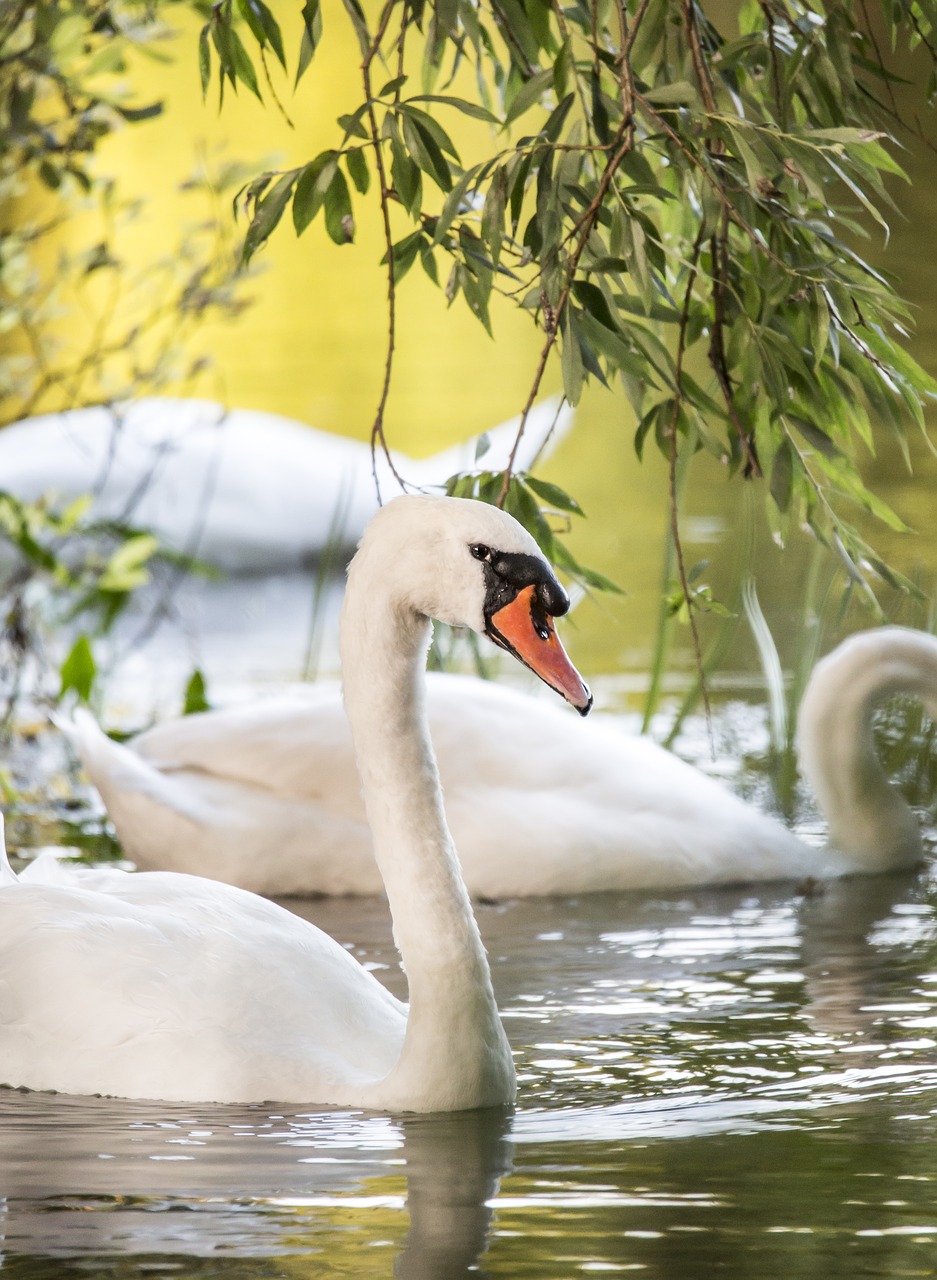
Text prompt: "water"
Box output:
[[2, 865, 936, 1277]]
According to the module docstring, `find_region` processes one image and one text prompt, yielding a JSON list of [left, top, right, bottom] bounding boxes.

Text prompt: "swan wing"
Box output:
[[130, 688, 352, 796], [0, 867, 404, 1103], [59, 707, 380, 894]]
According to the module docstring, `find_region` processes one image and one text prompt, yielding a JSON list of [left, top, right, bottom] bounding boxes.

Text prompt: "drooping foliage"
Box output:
[[0, 2, 244, 713], [0, 0, 246, 423], [203, 0, 937, 605]]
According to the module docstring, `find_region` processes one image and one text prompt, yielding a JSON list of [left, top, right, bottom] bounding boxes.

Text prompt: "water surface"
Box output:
[[3, 860, 936, 1278]]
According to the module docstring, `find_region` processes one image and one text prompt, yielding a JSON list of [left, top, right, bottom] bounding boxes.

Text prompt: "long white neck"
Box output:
[[797, 627, 937, 871], [340, 558, 515, 1112]]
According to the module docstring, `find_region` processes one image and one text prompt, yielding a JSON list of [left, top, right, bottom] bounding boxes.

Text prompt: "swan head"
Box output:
[[348, 494, 593, 714]]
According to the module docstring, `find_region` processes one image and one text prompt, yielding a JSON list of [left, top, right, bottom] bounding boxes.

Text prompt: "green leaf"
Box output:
[[419, 240, 439, 285], [770, 437, 794, 512], [292, 153, 337, 234], [59, 635, 96, 704], [503, 68, 554, 128], [401, 114, 452, 190], [198, 24, 211, 97], [803, 126, 887, 145], [341, 0, 370, 57], [345, 147, 369, 194], [524, 475, 584, 516], [379, 74, 408, 97], [391, 135, 422, 215], [551, 538, 624, 594], [227, 26, 262, 100], [503, 480, 556, 559], [560, 308, 585, 405], [235, 0, 286, 69], [297, 0, 323, 83], [98, 534, 159, 592], [788, 415, 843, 459], [542, 92, 575, 143], [642, 81, 697, 106], [323, 168, 353, 244], [388, 229, 423, 281], [432, 165, 481, 244], [243, 169, 299, 260], [338, 105, 369, 141], [460, 267, 493, 334], [183, 668, 210, 716], [481, 166, 506, 267], [407, 94, 500, 123], [571, 279, 618, 332]]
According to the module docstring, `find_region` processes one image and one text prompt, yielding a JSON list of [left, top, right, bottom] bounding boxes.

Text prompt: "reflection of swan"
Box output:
[[0, 495, 591, 1104], [0, 397, 572, 572], [395, 1110, 512, 1280], [798, 871, 917, 1038], [0, 1094, 511, 1277], [64, 628, 935, 897]]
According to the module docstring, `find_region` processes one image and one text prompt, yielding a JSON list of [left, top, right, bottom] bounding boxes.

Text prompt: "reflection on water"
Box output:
[[2, 864, 936, 1278]]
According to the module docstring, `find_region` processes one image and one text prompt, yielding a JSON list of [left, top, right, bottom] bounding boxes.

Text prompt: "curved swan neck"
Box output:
[[797, 628, 937, 871], [339, 559, 515, 1110]]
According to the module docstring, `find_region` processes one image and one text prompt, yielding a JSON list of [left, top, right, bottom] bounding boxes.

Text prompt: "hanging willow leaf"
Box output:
[[243, 169, 299, 261], [292, 153, 337, 234]]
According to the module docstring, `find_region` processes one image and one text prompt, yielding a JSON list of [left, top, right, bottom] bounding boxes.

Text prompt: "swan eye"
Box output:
[[470, 544, 491, 561]]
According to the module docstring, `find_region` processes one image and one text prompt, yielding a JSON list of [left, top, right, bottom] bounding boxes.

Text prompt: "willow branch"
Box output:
[[496, 116, 635, 506], [497, 14, 638, 506], [669, 224, 714, 745], [709, 209, 761, 477], [361, 0, 408, 500], [759, 1, 787, 129], [682, 0, 718, 116]]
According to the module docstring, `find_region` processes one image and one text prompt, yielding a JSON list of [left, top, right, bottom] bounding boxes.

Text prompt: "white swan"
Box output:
[[0, 396, 572, 572], [0, 495, 592, 1105], [61, 628, 935, 897]]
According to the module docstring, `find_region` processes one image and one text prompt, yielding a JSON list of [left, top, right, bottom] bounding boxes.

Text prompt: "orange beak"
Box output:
[[487, 585, 592, 715]]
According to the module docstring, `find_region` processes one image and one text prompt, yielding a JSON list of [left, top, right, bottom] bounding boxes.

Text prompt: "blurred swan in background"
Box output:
[[0, 495, 591, 1105], [0, 396, 572, 572], [61, 627, 936, 898]]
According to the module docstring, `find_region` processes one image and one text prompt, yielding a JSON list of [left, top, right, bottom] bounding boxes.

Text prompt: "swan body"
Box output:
[[0, 495, 591, 1105], [62, 628, 936, 897], [0, 397, 572, 572]]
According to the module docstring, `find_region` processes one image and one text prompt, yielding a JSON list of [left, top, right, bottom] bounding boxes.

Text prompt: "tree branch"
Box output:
[[668, 224, 714, 747], [360, 0, 409, 500]]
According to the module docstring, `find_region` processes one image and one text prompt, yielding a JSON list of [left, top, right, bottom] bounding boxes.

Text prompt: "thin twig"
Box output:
[[759, 2, 787, 129], [496, 11, 639, 506], [360, 0, 409, 501], [496, 117, 635, 506], [669, 224, 714, 750], [682, 0, 718, 116], [258, 44, 293, 129], [709, 208, 761, 477]]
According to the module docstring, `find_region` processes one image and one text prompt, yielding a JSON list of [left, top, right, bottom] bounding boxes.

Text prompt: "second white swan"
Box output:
[[0, 397, 572, 572], [63, 627, 935, 896]]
